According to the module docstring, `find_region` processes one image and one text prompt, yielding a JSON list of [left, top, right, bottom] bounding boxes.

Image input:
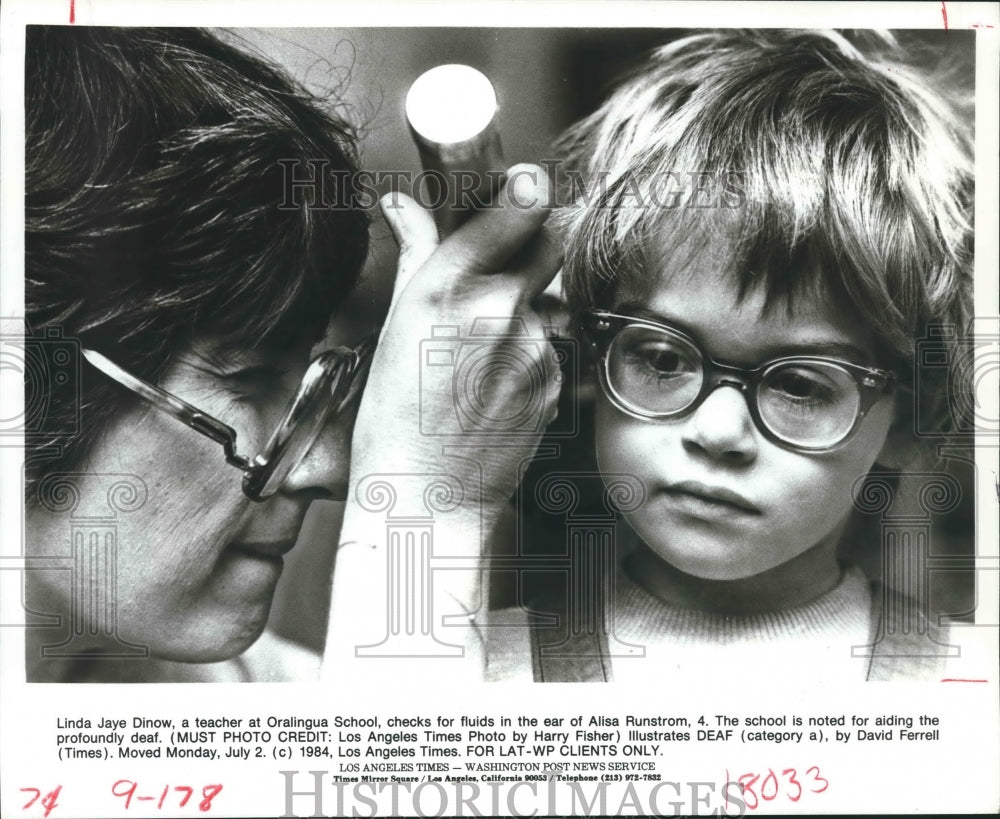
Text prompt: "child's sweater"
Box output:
[[487, 565, 952, 682]]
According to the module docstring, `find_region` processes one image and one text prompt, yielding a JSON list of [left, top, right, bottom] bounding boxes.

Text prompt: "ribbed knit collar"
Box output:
[[614, 563, 871, 646]]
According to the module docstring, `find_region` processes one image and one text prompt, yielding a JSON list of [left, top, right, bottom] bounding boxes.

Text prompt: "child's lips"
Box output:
[[660, 480, 762, 516]]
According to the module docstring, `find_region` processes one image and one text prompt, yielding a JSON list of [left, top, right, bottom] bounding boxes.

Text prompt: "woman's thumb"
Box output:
[[380, 191, 439, 301]]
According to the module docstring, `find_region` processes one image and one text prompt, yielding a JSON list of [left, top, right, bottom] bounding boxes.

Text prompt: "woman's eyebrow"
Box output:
[[616, 303, 873, 363], [175, 344, 271, 377]]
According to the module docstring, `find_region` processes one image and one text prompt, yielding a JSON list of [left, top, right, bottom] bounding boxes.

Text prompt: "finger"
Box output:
[[379, 191, 439, 302], [437, 163, 554, 278], [530, 269, 571, 338], [505, 222, 565, 301]]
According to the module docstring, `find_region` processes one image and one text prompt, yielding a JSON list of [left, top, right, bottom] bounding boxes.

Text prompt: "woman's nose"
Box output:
[[280, 410, 356, 501], [680, 384, 758, 465]]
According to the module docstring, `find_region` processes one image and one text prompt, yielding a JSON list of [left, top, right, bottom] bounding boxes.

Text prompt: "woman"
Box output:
[[23, 26, 559, 681]]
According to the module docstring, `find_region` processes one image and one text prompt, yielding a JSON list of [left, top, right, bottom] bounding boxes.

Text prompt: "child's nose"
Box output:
[[681, 384, 758, 464]]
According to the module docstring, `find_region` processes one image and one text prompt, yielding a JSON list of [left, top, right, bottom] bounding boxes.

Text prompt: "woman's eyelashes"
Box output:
[[176, 352, 295, 403], [218, 363, 294, 399]]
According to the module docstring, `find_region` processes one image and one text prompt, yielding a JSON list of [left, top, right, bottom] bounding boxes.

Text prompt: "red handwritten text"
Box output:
[[725, 766, 829, 811], [112, 781, 223, 812], [20, 786, 61, 818]]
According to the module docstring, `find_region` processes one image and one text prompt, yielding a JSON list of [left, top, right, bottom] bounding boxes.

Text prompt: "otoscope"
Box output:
[[405, 64, 505, 236]]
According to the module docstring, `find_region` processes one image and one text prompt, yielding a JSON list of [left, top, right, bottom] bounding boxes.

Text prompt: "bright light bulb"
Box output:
[[405, 64, 498, 146]]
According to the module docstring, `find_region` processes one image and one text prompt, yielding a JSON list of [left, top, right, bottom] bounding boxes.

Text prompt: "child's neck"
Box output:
[[624, 525, 845, 616]]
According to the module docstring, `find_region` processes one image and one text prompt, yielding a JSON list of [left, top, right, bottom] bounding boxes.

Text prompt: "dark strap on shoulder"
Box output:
[[529, 595, 612, 682], [864, 581, 954, 681]]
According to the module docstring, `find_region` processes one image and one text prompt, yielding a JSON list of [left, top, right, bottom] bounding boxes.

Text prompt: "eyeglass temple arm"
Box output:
[[81, 348, 252, 471], [188, 415, 253, 469], [861, 370, 896, 393]]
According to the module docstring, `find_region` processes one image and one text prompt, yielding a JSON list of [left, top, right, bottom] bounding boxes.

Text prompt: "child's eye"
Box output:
[[766, 366, 838, 406], [624, 341, 698, 380]]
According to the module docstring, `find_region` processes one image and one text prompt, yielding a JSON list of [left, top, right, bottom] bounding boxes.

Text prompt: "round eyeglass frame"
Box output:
[[581, 309, 896, 453], [82, 335, 375, 501]]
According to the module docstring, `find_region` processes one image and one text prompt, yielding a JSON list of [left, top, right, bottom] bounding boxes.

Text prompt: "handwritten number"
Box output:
[[806, 765, 829, 793], [738, 773, 760, 810], [199, 785, 223, 812], [760, 769, 778, 801], [40, 789, 62, 819], [21, 787, 62, 818], [20, 789, 40, 810], [112, 780, 138, 810], [782, 768, 802, 802]]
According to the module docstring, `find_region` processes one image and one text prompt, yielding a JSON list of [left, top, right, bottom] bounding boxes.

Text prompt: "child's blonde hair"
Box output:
[[556, 30, 974, 437]]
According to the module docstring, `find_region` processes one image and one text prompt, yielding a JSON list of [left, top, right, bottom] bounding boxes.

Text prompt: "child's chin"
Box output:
[[646, 539, 760, 582]]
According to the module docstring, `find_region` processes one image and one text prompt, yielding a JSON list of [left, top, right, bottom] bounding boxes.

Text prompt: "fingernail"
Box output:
[[505, 165, 550, 211], [379, 191, 406, 216]]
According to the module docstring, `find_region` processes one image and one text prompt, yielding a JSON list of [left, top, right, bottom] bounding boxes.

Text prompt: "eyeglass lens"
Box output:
[[253, 354, 363, 498], [606, 325, 863, 447]]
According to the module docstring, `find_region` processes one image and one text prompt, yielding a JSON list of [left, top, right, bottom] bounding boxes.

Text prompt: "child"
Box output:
[[488, 30, 974, 682]]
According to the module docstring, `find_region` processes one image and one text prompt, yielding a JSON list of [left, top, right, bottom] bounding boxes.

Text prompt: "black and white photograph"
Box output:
[[1, 1, 997, 815]]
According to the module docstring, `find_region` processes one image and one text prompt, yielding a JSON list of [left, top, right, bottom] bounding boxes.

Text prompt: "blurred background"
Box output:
[[227, 28, 978, 656]]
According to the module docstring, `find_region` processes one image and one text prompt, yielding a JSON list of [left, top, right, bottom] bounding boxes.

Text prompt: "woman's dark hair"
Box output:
[[25, 26, 370, 484]]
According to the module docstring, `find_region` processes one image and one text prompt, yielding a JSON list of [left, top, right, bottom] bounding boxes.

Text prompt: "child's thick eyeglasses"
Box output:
[[82, 336, 375, 501], [582, 310, 896, 452]]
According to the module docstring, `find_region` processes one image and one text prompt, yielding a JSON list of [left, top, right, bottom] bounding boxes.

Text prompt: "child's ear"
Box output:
[[875, 426, 916, 470], [875, 393, 924, 471]]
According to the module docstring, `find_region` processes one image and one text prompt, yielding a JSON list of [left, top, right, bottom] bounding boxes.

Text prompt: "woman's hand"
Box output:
[[323, 165, 562, 682]]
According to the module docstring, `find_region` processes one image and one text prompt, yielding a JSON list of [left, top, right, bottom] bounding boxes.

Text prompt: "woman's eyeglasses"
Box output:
[[82, 337, 375, 501], [582, 309, 895, 452]]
